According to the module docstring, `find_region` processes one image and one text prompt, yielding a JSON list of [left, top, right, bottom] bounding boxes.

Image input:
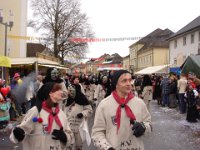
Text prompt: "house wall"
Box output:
[[153, 48, 169, 66], [129, 43, 143, 71], [137, 49, 153, 70], [137, 47, 169, 70], [123, 56, 130, 71], [169, 30, 200, 66], [0, 0, 27, 57]]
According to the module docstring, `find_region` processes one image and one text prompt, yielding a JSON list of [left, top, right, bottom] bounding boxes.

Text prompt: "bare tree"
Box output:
[[30, 0, 94, 64]]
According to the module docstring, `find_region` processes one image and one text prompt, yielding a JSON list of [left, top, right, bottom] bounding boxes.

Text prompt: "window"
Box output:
[[199, 32, 200, 41], [174, 58, 177, 65], [191, 34, 194, 43], [174, 40, 177, 48], [183, 37, 186, 45], [150, 56, 152, 64]]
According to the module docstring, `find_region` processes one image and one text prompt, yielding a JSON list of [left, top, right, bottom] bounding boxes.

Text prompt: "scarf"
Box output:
[[42, 101, 63, 133], [112, 90, 136, 133]]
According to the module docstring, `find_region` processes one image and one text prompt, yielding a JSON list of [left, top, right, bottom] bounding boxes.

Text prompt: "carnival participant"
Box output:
[[65, 76, 93, 150], [43, 68, 68, 110], [93, 75, 108, 106], [10, 82, 74, 150], [141, 75, 153, 111], [92, 70, 151, 150]]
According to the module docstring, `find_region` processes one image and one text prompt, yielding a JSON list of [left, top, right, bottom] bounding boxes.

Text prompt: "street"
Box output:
[[1, 101, 200, 150]]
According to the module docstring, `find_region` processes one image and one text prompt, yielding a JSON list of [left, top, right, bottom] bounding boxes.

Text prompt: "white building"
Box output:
[[0, 0, 27, 57], [168, 16, 200, 67]]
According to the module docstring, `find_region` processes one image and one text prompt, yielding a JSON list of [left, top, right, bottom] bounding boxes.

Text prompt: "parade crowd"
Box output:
[[0, 68, 200, 150]]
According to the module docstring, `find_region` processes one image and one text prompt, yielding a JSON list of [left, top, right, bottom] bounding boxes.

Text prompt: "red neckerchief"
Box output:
[[112, 90, 136, 133], [42, 101, 63, 133]]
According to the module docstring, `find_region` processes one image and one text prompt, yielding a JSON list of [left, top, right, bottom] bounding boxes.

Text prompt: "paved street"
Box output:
[[1, 101, 200, 150]]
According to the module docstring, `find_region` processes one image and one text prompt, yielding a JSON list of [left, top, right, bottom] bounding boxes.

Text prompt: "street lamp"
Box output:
[[0, 9, 14, 56], [0, 9, 14, 80]]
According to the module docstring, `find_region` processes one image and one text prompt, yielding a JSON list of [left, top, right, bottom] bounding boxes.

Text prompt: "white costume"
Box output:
[[10, 106, 74, 150], [92, 95, 151, 150]]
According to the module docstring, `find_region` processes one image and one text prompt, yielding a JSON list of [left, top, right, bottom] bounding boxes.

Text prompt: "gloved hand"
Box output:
[[52, 128, 67, 144], [13, 127, 25, 141], [76, 113, 84, 119], [108, 147, 115, 150], [131, 121, 146, 137]]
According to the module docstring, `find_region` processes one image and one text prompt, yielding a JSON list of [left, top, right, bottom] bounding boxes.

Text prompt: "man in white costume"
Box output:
[[92, 70, 152, 150]]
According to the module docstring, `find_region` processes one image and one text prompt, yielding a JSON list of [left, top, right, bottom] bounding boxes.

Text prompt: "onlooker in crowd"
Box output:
[[134, 75, 143, 96], [177, 73, 187, 113], [10, 82, 74, 150], [185, 83, 199, 122], [10, 73, 23, 116], [154, 76, 162, 105], [92, 70, 151, 150], [161, 74, 170, 107], [0, 80, 11, 129], [168, 76, 178, 108]]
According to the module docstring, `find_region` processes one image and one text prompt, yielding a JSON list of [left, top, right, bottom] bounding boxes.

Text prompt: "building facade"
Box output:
[[168, 16, 200, 67], [129, 28, 174, 72], [0, 0, 27, 57], [123, 55, 130, 71]]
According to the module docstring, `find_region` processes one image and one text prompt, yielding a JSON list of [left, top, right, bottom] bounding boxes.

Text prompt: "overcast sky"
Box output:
[[28, 0, 200, 60]]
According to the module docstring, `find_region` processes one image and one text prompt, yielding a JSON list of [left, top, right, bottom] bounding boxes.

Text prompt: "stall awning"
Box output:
[[97, 67, 122, 71], [0, 56, 11, 67], [11, 57, 68, 69], [135, 65, 170, 75]]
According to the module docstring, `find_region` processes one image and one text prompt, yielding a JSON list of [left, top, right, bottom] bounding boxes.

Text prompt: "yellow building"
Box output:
[[0, 0, 27, 57], [129, 28, 174, 72]]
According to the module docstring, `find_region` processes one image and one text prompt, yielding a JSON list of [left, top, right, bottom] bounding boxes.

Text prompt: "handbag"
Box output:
[[79, 118, 91, 146]]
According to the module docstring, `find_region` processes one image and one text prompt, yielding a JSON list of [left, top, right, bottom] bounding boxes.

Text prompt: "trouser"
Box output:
[[162, 94, 169, 106], [179, 93, 186, 113]]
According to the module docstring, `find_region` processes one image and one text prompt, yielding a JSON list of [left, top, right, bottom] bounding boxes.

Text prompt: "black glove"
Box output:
[[13, 127, 25, 141], [52, 128, 67, 144], [131, 121, 146, 137], [76, 113, 84, 119], [108, 147, 115, 150]]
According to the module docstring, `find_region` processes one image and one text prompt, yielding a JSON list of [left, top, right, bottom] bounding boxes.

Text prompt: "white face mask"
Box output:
[[51, 69, 59, 80]]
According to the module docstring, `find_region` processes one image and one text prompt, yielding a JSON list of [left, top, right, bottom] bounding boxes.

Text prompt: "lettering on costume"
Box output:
[[120, 140, 141, 150], [126, 140, 131, 146], [121, 141, 125, 147], [49, 145, 60, 150]]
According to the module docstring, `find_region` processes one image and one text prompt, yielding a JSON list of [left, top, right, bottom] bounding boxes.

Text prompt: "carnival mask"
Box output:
[[51, 69, 59, 80]]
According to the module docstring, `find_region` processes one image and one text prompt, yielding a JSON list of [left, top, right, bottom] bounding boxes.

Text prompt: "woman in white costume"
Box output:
[[10, 82, 74, 150]]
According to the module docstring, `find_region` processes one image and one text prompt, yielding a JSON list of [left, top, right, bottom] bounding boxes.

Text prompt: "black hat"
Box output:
[[111, 70, 130, 91], [36, 82, 55, 112]]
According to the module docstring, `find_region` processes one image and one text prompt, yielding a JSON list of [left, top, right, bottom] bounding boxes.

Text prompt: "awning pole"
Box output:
[[35, 61, 38, 75]]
